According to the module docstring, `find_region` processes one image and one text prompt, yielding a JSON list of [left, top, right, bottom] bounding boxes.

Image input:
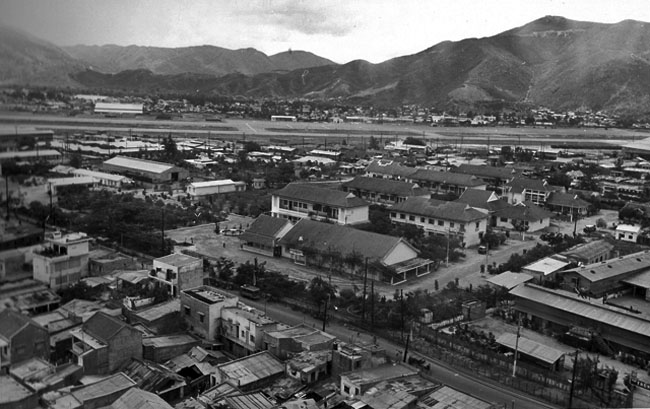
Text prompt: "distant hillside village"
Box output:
[[2, 88, 648, 128], [4, 107, 650, 408]]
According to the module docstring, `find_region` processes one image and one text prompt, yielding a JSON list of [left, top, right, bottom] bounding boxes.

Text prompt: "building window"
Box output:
[[500, 217, 508, 222], [390, 212, 396, 218], [420, 217, 425, 223], [184, 306, 191, 316], [428, 218, 434, 224], [250, 334, 255, 342], [198, 312, 205, 323], [450, 222, 455, 228], [409, 215, 415, 221], [241, 330, 245, 338], [475, 222, 480, 229], [399, 213, 405, 220], [343, 385, 350, 394], [438, 220, 444, 226]]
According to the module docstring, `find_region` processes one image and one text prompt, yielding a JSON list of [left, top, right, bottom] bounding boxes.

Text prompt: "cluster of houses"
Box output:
[[0, 244, 499, 409]]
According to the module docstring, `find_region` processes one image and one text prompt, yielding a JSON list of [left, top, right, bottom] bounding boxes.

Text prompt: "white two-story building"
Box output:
[[271, 183, 369, 225], [33, 232, 90, 289], [390, 198, 488, 247]]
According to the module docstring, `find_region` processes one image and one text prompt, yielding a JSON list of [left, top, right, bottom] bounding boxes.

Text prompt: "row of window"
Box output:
[[390, 213, 480, 230]]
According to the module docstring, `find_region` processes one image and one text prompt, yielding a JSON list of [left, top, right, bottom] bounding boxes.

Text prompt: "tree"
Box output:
[[403, 137, 425, 146], [69, 152, 83, 168], [368, 135, 380, 150], [511, 219, 529, 240], [162, 134, 178, 158], [308, 276, 337, 316]]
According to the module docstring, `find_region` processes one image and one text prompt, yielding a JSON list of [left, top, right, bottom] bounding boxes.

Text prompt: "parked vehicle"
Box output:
[[583, 224, 596, 233]]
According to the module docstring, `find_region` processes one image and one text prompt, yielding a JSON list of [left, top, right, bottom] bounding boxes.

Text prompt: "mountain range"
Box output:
[[3, 16, 650, 115]]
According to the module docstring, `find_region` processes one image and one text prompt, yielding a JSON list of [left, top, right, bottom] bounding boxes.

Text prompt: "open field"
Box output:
[[3, 111, 650, 148]]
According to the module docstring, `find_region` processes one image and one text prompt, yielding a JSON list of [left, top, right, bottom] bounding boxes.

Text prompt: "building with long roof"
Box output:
[[102, 156, 188, 185], [278, 218, 430, 283], [272, 183, 369, 225], [510, 283, 650, 356], [390, 197, 488, 247]]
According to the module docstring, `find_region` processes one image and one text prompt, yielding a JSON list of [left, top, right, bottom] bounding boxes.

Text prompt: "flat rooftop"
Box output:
[[0, 375, 33, 404], [183, 287, 231, 304], [155, 253, 201, 267]]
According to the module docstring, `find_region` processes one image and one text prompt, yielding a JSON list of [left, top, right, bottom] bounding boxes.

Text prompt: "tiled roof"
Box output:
[[84, 311, 130, 342], [546, 192, 590, 208], [278, 219, 417, 262], [493, 201, 553, 222], [0, 310, 38, 339], [452, 164, 520, 180], [365, 160, 417, 178], [409, 169, 485, 187], [273, 183, 368, 208], [392, 198, 487, 222], [456, 189, 499, 208], [241, 215, 291, 240], [103, 156, 175, 174], [507, 177, 562, 194], [342, 176, 429, 196]]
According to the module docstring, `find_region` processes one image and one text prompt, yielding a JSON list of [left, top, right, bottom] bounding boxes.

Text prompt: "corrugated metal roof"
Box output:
[[419, 385, 493, 409], [563, 250, 650, 282], [110, 387, 173, 409], [486, 271, 533, 290], [496, 333, 564, 364], [218, 351, 284, 387], [522, 257, 570, 275], [104, 156, 175, 174], [622, 270, 650, 289], [224, 392, 275, 409], [510, 284, 650, 337], [71, 372, 135, 402]]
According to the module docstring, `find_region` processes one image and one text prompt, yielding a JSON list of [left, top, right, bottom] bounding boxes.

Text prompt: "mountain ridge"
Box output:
[[3, 16, 650, 115]]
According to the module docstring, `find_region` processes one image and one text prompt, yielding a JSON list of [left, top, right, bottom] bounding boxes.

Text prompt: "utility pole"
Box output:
[[446, 227, 450, 267], [568, 350, 580, 409], [403, 324, 411, 363], [400, 289, 405, 342], [370, 280, 375, 332], [512, 315, 522, 377], [161, 207, 166, 255], [322, 294, 329, 332], [361, 258, 368, 322]]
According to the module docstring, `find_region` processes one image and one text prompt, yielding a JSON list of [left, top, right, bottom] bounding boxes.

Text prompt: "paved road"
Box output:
[[243, 296, 558, 409]]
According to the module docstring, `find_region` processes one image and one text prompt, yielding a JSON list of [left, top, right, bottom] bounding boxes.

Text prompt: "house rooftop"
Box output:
[[155, 253, 201, 268], [341, 363, 418, 386], [240, 215, 291, 248], [409, 168, 485, 187], [218, 351, 284, 387], [366, 160, 418, 178], [496, 333, 564, 365], [417, 385, 493, 409], [223, 306, 275, 326], [0, 309, 42, 339], [104, 156, 175, 174], [392, 197, 487, 222], [134, 299, 180, 322], [109, 387, 174, 409], [342, 176, 429, 197], [274, 183, 368, 208], [279, 218, 417, 263], [190, 179, 245, 188], [561, 240, 614, 262], [0, 375, 33, 404], [182, 286, 233, 304], [522, 256, 570, 276], [452, 164, 520, 180], [142, 334, 198, 349], [563, 250, 650, 282], [486, 271, 534, 290], [69, 372, 136, 405]]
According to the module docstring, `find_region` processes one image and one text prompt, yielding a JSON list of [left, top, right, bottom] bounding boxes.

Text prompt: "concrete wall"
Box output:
[[107, 327, 142, 373], [8, 323, 49, 366]]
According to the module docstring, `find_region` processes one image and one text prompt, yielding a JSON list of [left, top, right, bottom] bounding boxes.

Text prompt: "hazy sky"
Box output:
[[2, 0, 650, 63]]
